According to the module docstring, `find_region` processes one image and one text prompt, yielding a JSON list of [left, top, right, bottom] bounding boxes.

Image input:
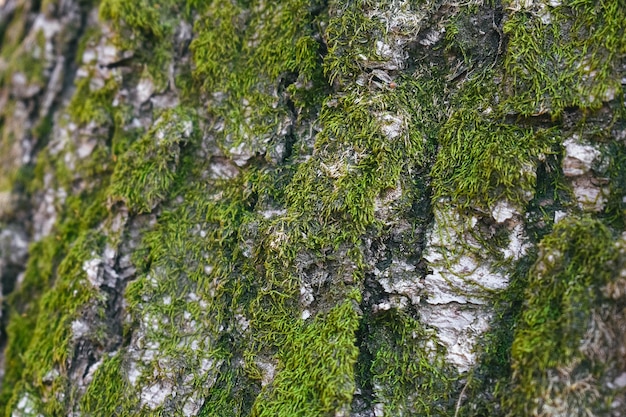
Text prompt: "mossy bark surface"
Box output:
[[0, 0, 625, 416]]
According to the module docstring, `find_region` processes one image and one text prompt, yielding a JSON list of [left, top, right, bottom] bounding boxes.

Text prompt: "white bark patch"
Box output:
[[14, 392, 43, 417], [76, 139, 97, 159], [83, 357, 102, 386], [228, 142, 255, 167], [378, 113, 405, 139], [209, 159, 240, 179], [420, 304, 491, 372], [141, 381, 173, 410], [491, 200, 517, 224], [128, 361, 141, 387], [502, 223, 530, 261], [562, 137, 600, 177], [256, 358, 277, 387], [182, 394, 204, 416], [421, 207, 511, 371], [136, 76, 155, 104], [82, 257, 103, 287], [570, 176, 609, 212], [554, 210, 567, 223], [561, 136, 609, 212], [71, 320, 90, 341], [376, 260, 420, 305]]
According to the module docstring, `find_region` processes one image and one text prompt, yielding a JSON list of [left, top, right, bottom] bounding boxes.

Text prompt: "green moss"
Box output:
[[502, 0, 626, 116], [198, 360, 260, 417], [251, 299, 360, 417], [81, 353, 129, 415], [68, 74, 119, 125], [0, 102, 19, 191], [431, 70, 560, 212], [364, 309, 456, 416], [1, 29, 48, 87], [108, 107, 196, 213], [603, 140, 626, 229], [95, 165, 268, 415], [6, 231, 107, 415], [1, 188, 110, 412], [99, 0, 196, 89], [322, 0, 385, 87], [190, 0, 328, 154], [432, 108, 558, 211], [0, 238, 58, 409], [503, 217, 620, 415], [7, 1, 624, 415], [0, 4, 28, 60]]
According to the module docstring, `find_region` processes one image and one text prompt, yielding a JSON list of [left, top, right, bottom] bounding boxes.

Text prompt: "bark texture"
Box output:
[[0, 0, 625, 416]]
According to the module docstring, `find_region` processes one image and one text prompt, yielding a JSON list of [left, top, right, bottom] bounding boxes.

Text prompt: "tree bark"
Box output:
[[0, 0, 625, 416]]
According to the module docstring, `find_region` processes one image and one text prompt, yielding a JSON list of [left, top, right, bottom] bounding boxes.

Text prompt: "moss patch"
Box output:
[[503, 217, 621, 415], [364, 309, 456, 416], [108, 107, 196, 213], [502, 0, 626, 116]]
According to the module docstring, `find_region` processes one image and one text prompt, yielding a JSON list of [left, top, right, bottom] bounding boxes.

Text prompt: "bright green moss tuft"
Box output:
[[108, 107, 196, 214], [99, 0, 196, 88], [0, 238, 58, 409], [365, 309, 456, 416], [81, 353, 130, 415], [504, 217, 621, 415], [322, 0, 385, 87], [6, 231, 107, 415], [251, 299, 361, 417], [431, 107, 558, 211], [190, 0, 328, 153], [430, 70, 560, 212], [502, 0, 626, 116]]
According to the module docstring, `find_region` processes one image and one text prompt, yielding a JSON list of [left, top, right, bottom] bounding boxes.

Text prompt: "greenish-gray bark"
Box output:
[[0, 0, 625, 416]]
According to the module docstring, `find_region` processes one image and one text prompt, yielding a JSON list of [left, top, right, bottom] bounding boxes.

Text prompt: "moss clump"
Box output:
[[6, 231, 107, 415], [0, 239, 57, 408], [99, 0, 194, 88], [502, 0, 626, 116], [431, 107, 558, 211], [190, 0, 328, 156], [80, 352, 129, 415], [603, 140, 626, 229], [93, 166, 270, 415], [322, 0, 385, 87], [503, 217, 621, 416], [108, 107, 195, 213], [431, 71, 560, 212], [363, 309, 456, 416], [68, 74, 120, 126], [251, 299, 360, 417]]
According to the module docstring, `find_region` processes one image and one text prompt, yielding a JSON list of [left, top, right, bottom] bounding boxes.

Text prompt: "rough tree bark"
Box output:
[[0, 0, 625, 416]]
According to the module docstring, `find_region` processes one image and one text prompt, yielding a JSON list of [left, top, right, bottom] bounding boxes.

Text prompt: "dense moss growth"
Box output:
[[0, 0, 625, 416], [502, 0, 626, 116], [504, 217, 624, 415], [109, 107, 195, 213], [364, 309, 456, 415]]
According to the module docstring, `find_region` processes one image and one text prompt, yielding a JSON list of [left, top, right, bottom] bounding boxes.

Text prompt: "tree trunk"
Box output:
[[0, 0, 625, 416]]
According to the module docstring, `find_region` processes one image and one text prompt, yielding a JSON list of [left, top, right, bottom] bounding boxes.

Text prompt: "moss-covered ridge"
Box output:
[[505, 217, 626, 416], [0, 0, 625, 416]]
